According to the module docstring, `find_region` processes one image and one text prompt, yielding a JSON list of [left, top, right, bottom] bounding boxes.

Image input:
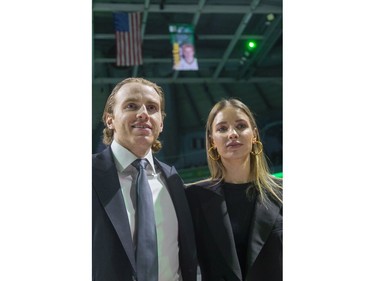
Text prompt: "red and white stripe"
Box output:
[[116, 12, 142, 66]]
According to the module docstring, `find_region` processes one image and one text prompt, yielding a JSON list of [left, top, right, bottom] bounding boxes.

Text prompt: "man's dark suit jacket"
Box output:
[[186, 181, 282, 281], [93, 146, 197, 281]]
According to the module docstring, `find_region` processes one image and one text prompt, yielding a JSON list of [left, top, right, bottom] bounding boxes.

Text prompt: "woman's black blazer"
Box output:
[[186, 181, 282, 281]]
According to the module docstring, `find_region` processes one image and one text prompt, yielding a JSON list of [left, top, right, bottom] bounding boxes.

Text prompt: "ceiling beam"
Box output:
[[212, 0, 261, 78], [93, 77, 282, 85], [203, 83, 217, 106], [254, 83, 273, 110], [173, 0, 207, 81], [246, 18, 282, 80], [92, 4, 282, 14], [132, 0, 151, 77], [182, 84, 205, 128], [192, 0, 206, 27], [94, 58, 240, 63], [237, 15, 282, 80], [93, 34, 264, 40]]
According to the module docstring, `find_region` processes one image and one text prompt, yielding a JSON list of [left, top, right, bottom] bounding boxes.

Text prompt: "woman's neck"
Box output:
[[222, 157, 252, 184]]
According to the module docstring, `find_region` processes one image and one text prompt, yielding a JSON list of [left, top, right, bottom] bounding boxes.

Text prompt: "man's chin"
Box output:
[[134, 135, 154, 144]]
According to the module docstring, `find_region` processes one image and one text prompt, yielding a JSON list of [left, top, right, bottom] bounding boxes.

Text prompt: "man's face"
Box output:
[[106, 82, 164, 157], [183, 46, 195, 63]]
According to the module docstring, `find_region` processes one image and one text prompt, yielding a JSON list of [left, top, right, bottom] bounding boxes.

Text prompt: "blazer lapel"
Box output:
[[153, 158, 198, 281], [153, 158, 189, 229], [246, 198, 281, 275], [93, 147, 136, 271], [153, 158, 185, 207], [201, 185, 242, 281]]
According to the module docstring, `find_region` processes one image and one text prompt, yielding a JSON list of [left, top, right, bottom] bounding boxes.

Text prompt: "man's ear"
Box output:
[[106, 114, 114, 129], [159, 121, 164, 133]]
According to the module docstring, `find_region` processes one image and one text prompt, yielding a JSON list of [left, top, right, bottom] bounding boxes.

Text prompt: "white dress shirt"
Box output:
[[111, 140, 182, 281], [174, 57, 198, 70]]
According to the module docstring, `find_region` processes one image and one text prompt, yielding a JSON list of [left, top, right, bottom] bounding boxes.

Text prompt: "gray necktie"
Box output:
[[132, 159, 158, 281]]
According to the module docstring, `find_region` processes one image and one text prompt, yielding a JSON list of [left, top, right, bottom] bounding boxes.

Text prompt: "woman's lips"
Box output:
[[226, 142, 242, 148]]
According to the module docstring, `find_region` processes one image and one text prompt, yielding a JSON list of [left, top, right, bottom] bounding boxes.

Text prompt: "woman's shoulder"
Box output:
[[185, 179, 224, 195], [186, 178, 221, 188], [185, 179, 223, 205]]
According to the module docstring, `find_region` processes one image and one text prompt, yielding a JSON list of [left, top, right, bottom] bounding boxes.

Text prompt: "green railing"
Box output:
[[179, 166, 282, 183]]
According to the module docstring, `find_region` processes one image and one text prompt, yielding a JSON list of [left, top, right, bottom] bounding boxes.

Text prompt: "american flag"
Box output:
[[114, 12, 143, 66]]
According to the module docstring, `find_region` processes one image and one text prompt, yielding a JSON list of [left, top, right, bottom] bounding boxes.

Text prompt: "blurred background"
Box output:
[[92, 0, 282, 183]]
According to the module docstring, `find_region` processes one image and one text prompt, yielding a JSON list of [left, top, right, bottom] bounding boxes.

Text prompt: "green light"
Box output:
[[246, 40, 257, 51], [272, 172, 283, 178]]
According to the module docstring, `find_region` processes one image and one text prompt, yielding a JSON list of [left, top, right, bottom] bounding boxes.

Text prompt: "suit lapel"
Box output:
[[153, 159, 186, 225], [246, 197, 281, 275], [201, 184, 242, 281], [153, 158, 198, 281], [154, 159, 181, 201], [93, 147, 136, 271]]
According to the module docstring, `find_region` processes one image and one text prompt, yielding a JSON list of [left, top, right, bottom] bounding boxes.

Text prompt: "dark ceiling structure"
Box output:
[[92, 0, 283, 182]]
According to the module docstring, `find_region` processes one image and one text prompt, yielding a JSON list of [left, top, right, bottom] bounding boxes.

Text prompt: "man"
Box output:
[[92, 77, 197, 281], [174, 43, 198, 71]]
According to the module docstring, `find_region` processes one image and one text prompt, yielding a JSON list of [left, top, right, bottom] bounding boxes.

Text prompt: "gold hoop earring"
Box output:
[[208, 146, 220, 161], [251, 141, 263, 156]]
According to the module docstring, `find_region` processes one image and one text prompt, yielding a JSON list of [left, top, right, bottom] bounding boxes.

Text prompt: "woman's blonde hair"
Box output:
[[205, 98, 282, 204], [101, 77, 166, 153]]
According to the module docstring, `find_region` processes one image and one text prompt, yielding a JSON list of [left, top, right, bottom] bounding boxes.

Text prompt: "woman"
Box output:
[[186, 98, 282, 281]]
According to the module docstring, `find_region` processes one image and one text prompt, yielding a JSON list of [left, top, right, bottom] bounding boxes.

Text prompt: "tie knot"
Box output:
[[132, 159, 148, 171]]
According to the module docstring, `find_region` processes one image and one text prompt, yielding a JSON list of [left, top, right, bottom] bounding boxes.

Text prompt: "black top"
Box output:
[[222, 182, 256, 279]]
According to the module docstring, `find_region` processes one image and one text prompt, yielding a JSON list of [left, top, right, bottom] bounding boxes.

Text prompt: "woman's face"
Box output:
[[211, 106, 256, 162]]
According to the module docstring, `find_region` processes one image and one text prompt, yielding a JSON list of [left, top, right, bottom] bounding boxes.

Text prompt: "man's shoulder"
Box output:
[[93, 146, 110, 157], [153, 156, 169, 167], [92, 146, 113, 170], [93, 148, 105, 162], [152, 157, 175, 173]]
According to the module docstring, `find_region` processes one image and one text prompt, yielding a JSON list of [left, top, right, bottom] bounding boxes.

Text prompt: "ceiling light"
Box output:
[[266, 13, 275, 21]]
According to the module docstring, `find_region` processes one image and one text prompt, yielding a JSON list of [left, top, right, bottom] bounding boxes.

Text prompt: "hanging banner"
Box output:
[[169, 24, 199, 71]]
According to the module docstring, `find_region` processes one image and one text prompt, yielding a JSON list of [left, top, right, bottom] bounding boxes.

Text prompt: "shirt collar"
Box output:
[[111, 139, 156, 174]]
